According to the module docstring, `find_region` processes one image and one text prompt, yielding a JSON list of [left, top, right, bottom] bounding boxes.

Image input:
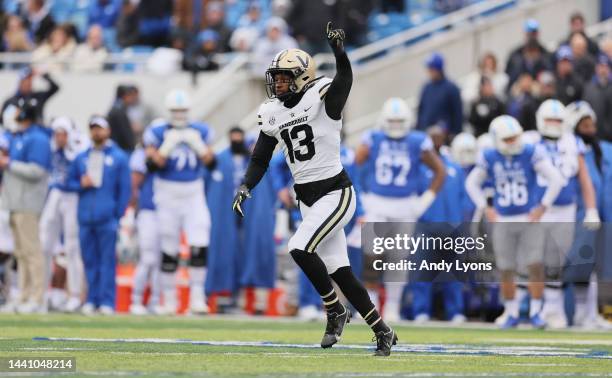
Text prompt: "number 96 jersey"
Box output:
[[477, 143, 546, 216], [258, 77, 344, 185]]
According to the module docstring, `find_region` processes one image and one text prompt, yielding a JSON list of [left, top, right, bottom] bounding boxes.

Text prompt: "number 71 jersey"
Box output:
[[258, 77, 344, 185]]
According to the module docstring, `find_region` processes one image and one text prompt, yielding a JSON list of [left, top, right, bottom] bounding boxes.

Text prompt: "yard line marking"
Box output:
[[32, 337, 612, 359], [490, 338, 612, 346]]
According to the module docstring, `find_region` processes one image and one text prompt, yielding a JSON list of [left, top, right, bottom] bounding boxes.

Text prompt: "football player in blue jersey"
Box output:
[[144, 89, 216, 315], [531, 99, 600, 329], [129, 141, 161, 315], [465, 115, 564, 329], [450, 132, 478, 221], [355, 97, 446, 322], [39, 117, 85, 313], [557, 101, 611, 329]]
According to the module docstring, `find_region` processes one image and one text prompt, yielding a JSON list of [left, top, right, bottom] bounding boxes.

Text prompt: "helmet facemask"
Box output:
[[540, 117, 564, 139], [265, 68, 301, 101], [169, 109, 189, 128], [497, 134, 524, 156]]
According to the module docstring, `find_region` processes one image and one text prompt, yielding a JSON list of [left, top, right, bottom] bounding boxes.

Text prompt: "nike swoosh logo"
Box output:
[[305, 106, 312, 112]]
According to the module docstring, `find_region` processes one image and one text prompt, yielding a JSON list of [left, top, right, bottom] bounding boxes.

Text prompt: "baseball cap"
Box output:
[[51, 116, 73, 133], [426, 52, 444, 72], [89, 116, 109, 129], [556, 45, 573, 61], [524, 19, 539, 33]]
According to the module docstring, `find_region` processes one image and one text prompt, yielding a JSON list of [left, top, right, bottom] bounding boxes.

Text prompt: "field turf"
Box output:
[[0, 313, 611, 377]]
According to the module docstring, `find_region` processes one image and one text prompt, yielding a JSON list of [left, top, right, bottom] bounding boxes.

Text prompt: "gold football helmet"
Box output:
[[265, 48, 317, 100]]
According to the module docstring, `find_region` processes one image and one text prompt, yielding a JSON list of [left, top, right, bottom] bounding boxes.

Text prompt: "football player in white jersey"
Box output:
[[532, 99, 600, 328], [232, 23, 397, 357]]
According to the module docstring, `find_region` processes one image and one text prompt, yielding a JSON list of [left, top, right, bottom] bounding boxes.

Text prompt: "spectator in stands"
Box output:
[[416, 53, 463, 138], [204, 1, 232, 53], [88, 0, 121, 30], [237, 3, 265, 32], [183, 29, 220, 73], [0, 98, 51, 314], [583, 54, 612, 142], [560, 11, 599, 58], [505, 20, 551, 90], [600, 38, 612, 61], [554, 45, 583, 105], [287, 0, 334, 54], [72, 25, 108, 73], [335, 0, 373, 47], [535, 71, 557, 104], [468, 77, 505, 137], [24, 0, 55, 44], [506, 73, 538, 131], [251, 17, 298, 76], [2, 15, 33, 54], [570, 33, 596, 83], [146, 31, 186, 75], [462, 52, 509, 106], [116, 0, 139, 48], [230, 26, 259, 53], [1, 67, 59, 123], [69, 116, 130, 315], [137, 0, 172, 47], [31, 24, 77, 73], [107, 85, 138, 153]]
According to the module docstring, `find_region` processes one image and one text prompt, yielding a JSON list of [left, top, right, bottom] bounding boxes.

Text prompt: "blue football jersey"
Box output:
[[143, 122, 213, 182], [534, 134, 584, 206], [478, 144, 545, 216], [49, 149, 75, 192], [363, 130, 433, 197], [129, 148, 155, 211]]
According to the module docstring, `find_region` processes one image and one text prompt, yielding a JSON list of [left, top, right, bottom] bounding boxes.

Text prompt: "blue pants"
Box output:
[[80, 220, 118, 308], [411, 281, 464, 320], [347, 246, 363, 280]]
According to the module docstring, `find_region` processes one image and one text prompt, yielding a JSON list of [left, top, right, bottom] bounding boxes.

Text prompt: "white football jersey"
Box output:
[[259, 78, 343, 184]]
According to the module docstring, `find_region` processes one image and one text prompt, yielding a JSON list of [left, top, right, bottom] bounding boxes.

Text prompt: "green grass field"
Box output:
[[1, 314, 611, 377]]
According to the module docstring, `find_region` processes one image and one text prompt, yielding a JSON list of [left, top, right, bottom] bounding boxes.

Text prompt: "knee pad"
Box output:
[[189, 247, 207, 267], [161, 252, 178, 273]]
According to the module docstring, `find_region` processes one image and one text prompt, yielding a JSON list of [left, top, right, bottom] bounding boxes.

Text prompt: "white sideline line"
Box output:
[[491, 338, 612, 346]]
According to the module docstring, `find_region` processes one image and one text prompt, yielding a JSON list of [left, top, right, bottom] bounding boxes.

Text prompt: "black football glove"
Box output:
[[326, 21, 345, 54], [232, 184, 251, 217]]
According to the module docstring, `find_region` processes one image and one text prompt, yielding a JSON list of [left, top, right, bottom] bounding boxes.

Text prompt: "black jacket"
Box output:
[[469, 96, 506, 137], [107, 100, 136, 152], [583, 78, 612, 142], [1, 74, 59, 123]]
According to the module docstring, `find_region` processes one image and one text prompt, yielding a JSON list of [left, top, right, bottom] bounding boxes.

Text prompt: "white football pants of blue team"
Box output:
[[39, 188, 84, 301]]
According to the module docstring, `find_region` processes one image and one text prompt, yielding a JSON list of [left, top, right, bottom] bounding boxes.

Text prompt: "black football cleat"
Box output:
[[373, 329, 398, 357], [320, 305, 351, 348]]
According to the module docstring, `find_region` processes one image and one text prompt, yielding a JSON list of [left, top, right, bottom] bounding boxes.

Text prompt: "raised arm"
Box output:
[[324, 22, 352, 121]]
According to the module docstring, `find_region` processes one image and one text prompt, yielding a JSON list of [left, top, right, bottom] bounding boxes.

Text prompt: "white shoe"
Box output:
[[99, 305, 115, 315], [542, 311, 568, 329], [153, 303, 176, 316], [129, 303, 148, 316], [495, 310, 510, 326], [413, 313, 430, 324], [81, 303, 96, 316], [384, 302, 401, 323], [581, 315, 612, 330], [189, 301, 209, 315], [298, 305, 321, 321], [0, 301, 17, 313], [64, 297, 81, 313], [450, 314, 467, 325], [17, 301, 46, 314]]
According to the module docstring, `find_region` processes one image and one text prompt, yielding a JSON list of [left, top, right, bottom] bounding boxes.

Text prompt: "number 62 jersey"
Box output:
[[258, 77, 344, 185]]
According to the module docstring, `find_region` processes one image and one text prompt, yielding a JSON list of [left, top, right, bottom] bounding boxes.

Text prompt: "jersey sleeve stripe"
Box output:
[[305, 187, 352, 253], [318, 82, 332, 99]]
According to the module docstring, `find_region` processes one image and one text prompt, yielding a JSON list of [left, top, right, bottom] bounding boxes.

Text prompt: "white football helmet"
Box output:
[[536, 99, 566, 139], [489, 115, 524, 156], [450, 132, 477, 168], [565, 100, 596, 130], [378, 97, 413, 139], [476, 132, 495, 152], [165, 89, 191, 128]]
